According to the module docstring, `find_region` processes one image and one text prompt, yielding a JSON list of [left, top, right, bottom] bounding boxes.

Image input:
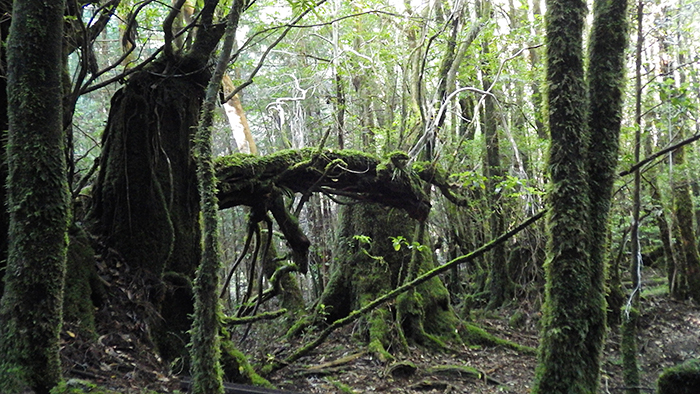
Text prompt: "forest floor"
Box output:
[[256, 295, 700, 393], [59, 259, 700, 394]]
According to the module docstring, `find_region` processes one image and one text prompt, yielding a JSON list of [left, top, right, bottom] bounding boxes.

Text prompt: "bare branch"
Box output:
[[619, 132, 700, 177]]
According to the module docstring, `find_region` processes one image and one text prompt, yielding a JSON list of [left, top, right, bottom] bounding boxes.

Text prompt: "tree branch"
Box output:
[[224, 0, 328, 102], [618, 132, 700, 177]]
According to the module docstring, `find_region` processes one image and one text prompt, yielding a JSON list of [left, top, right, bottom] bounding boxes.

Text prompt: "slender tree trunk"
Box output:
[[480, 21, 511, 309], [621, 3, 643, 392], [0, 1, 69, 393], [189, 2, 245, 393], [528, 0, 547, 140], [0, 1, 11, 299]]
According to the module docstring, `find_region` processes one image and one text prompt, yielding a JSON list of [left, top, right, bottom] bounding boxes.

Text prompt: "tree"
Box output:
[[318, 202, 458, 356], [533, 0, 628, 392], [88, 0, 226, 363], [0, 0, 70, 393], [189, 1, 245, 392]]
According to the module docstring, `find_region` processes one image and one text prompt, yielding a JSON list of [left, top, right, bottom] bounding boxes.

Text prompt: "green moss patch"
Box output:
[[657, 359, 700, 394]]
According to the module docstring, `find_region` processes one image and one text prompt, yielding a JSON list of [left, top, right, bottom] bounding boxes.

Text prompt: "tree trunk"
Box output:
[[533, 0, 628, 390], [481, 31, 511, 310], [671, 144, 700, 301], [0, 0, 11, 300], [319, 203, 458, 357], [89, 58, 208, 362], [0, 1, 69, 393], [533, 2, 593, 391]]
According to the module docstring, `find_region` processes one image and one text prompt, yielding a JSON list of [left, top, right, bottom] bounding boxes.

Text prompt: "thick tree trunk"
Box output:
[[0, 1, 69, 393], [91, 64, 205, 278], [89, 59, 208, 362], [319, 203, 458, 357], [533, 2, 593, 391], [534, 0, 628, 391]]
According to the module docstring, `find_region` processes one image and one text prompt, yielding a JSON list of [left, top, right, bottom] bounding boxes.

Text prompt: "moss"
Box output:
[[325, 377, 356, 393], [509, 310, 527, 329], [63, 226, 100, 338], [285, 314, 314, 339], [459, 323, 535, 354], [657, 359, 700, 394], [215, 149, 430, 220], [220, 340, 272, 387], [366, 308, 396, 362], [621, 308, 640, 393], [427, 365, 481, 379]]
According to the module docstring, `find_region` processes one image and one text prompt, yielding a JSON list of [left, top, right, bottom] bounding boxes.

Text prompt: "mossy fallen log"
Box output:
[[215, 148, 431, 221]]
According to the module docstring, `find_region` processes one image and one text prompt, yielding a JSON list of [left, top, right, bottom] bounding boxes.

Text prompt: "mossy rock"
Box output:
[[657, 359, 700, 394]]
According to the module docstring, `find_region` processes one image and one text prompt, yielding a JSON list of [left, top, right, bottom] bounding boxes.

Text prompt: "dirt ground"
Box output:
[[60, 277, 700, 394]]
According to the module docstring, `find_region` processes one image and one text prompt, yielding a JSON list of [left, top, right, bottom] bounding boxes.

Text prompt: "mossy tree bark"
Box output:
[[0, 1, 12, 299], [0, 1, 70, 393], [533, 1, 593, 389], [189, 1, 245, 392], [89, 61, 206, 362], [670, 142, 700, 301], [533, 0, 628, 392], [89, 1, 226, 363], [319, 203, 458, 357]]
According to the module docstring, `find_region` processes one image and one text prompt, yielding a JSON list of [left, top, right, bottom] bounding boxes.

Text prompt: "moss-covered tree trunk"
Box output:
[[89, 62, 206, 361], [189, 2, 246, 392], [533, 1, 593, 390], [670, 143, 700, 301], [89, 0, 227, 363], [319, 203, 458, 358], [90, 66, 204, 279], [533, 0, 628, 391], [0, 1, 69, 393], [0, 0, 12, 299]]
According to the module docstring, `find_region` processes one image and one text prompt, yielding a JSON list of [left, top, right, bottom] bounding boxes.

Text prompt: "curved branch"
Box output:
[[163, 0, 188, 60]]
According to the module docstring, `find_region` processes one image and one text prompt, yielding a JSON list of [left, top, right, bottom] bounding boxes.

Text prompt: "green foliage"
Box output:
[[389, 235, 428, 253]]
